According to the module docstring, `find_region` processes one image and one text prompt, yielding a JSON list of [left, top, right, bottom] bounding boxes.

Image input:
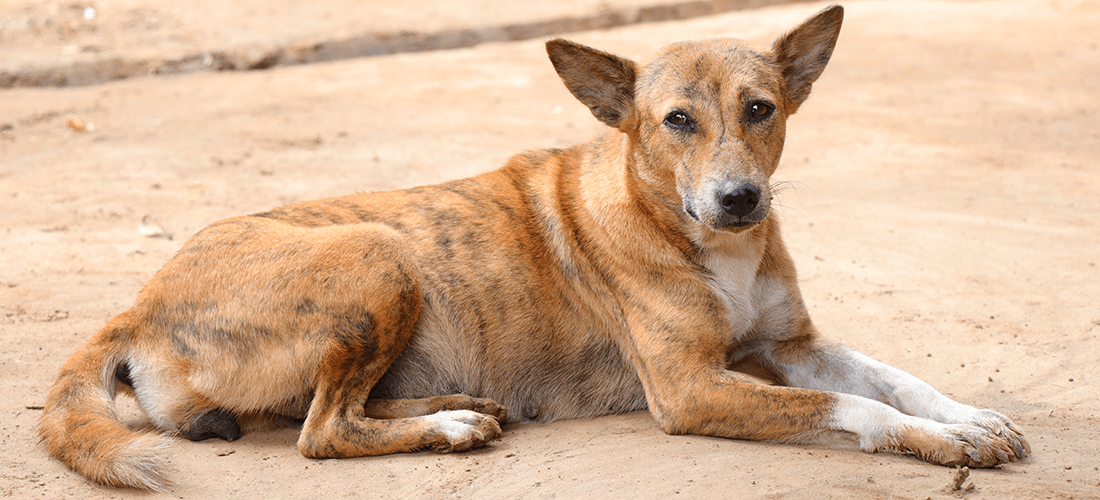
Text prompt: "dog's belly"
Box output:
[[371, 297, 648, 422]]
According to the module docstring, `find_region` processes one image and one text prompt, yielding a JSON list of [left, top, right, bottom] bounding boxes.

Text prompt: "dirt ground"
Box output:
[[2, 0, 1099, 498]]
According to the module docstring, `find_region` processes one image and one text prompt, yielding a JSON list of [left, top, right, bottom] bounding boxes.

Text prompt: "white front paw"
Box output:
[[957, 408, 1030, 460]]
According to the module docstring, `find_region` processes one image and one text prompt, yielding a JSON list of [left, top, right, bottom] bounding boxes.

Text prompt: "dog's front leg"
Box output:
[[641, 350, 1027, 467], [624, 287, 1026, 467], [755, 339, 1030, 464], [766, 343, 1013, 424]]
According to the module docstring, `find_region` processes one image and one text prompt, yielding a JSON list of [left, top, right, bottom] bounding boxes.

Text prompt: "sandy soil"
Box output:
[[2, 0, 1099, 498]]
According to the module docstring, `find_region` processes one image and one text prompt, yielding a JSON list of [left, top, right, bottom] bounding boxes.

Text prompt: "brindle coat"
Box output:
[[39, 5, 1028, 490]]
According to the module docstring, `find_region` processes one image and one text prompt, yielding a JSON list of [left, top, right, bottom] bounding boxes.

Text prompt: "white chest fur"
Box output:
[[695, 228, 776, 340]]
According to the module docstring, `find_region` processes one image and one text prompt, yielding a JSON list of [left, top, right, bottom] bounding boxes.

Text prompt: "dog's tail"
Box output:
[[38, 322, 173, 491]]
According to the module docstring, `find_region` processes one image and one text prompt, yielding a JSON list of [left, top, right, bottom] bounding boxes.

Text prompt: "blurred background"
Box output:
[[2, 0, 814, 87]]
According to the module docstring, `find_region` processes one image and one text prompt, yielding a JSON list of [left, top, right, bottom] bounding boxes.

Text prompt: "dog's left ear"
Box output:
[[771, 4, 844, 114], [546, 39, 638, 129]]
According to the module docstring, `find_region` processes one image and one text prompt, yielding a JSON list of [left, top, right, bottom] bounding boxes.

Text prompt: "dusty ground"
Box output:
[[2, 0, 1099, 498], [0, 0, 812, 86]]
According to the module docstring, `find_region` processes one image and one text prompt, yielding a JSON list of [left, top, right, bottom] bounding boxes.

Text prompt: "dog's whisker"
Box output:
[[769, 180, 809, 220], [770, 179, 813, 195]]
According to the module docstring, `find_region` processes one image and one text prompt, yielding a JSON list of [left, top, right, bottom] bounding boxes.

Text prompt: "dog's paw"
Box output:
[[469, 398, 509, 423], [423, 410, 502, 453], [955, 408, 1030, 461], [935, 422, 1026, 467], [895, 420, 1025, 468], [439, 395, 509, 423]]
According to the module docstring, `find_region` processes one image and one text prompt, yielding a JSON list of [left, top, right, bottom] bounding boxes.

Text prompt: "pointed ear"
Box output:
[[771, 4, 844, 114], [546, 39, 638, 129]]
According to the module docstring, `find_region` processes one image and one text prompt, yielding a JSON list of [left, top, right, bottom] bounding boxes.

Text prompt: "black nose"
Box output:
[[718, 183, 761, 218]]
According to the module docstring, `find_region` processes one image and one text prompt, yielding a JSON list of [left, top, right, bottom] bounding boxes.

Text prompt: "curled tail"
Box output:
[[38, 326, 173, 491]]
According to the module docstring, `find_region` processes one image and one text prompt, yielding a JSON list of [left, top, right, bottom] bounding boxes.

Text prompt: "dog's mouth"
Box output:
[[682, 198, 769, 232], [712, 215, 767, 233], [721, 219, 760, 229]]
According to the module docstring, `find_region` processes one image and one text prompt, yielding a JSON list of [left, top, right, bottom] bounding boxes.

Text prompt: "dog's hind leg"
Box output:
[[295, 225, 501, 458], [298, 324, 502, 456]]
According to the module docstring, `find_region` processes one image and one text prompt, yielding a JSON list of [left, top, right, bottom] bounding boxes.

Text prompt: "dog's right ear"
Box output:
[[546, 39, 637, 129]]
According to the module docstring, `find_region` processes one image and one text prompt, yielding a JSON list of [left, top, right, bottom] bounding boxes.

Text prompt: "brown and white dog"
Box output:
[[39, 5, 1028, 490]]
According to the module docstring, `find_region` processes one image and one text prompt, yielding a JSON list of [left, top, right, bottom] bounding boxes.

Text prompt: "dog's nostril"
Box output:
[[718, 184, 761, 218]]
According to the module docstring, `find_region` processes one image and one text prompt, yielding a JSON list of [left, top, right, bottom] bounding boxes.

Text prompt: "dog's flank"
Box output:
[[40, 4, 1028, 490]]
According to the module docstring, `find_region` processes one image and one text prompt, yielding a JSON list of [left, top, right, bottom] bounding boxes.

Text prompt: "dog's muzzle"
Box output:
[[683, 181, 769, 231], [714, 181, 768, 229]]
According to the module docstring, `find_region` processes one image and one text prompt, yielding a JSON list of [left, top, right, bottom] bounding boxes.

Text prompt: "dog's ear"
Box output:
[[771, 4, 844, 114], [546, 39, 637, 129]]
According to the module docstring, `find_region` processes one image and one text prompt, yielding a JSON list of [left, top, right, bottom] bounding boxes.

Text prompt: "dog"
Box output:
[[39, 5, 1028, 490]]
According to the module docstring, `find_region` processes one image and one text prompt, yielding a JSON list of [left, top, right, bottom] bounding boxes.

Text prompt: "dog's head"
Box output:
[[548, 5, 843, 233]]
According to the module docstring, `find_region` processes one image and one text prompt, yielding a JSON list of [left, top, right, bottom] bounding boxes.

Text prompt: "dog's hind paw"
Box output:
[[437, 394, 509, 423], [468, 397, 508, 423], [423, 410, 502, 453]]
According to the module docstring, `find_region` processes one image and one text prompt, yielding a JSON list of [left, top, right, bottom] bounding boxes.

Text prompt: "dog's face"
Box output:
[[548, 5, 843, 234], [634, 39, 789, 231]]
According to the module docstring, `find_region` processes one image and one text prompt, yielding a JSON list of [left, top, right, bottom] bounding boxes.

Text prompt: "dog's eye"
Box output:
[[745, 101, 774, 122], [664, 111, 695, 131]]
